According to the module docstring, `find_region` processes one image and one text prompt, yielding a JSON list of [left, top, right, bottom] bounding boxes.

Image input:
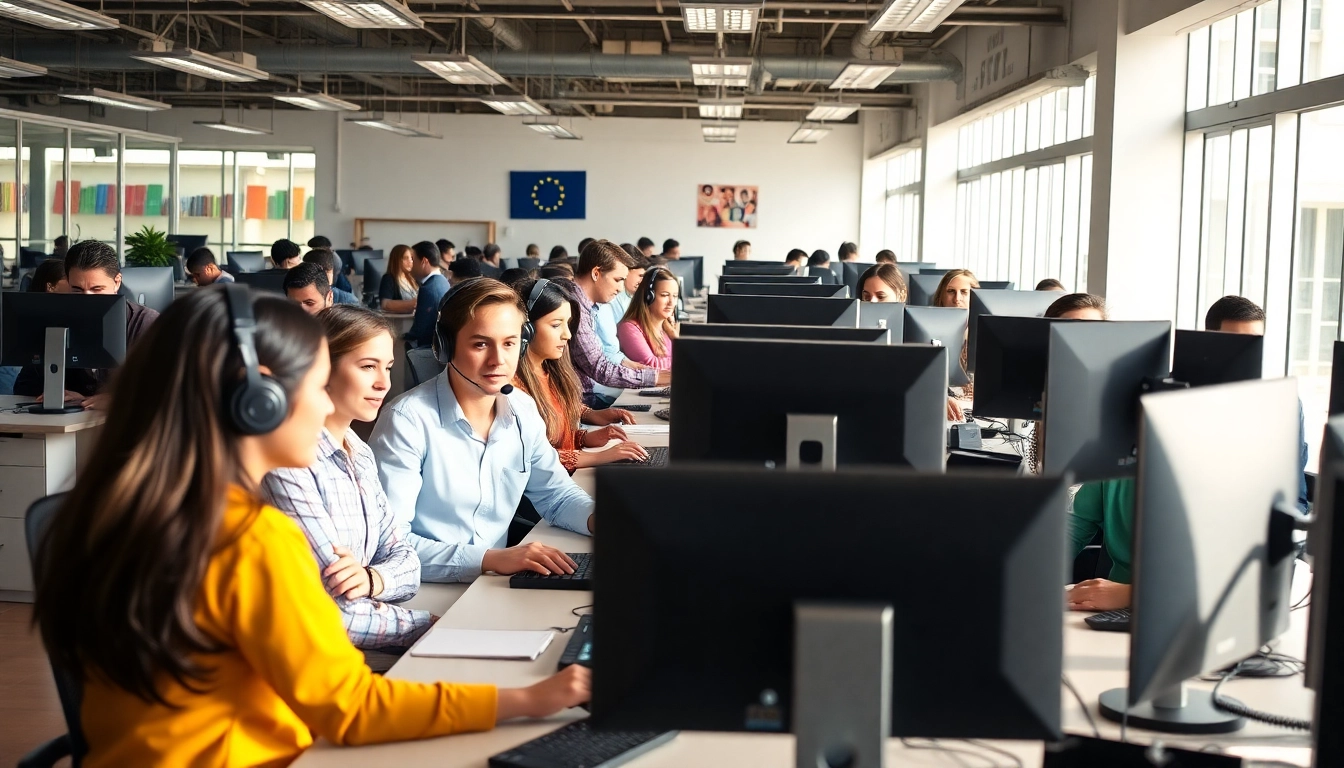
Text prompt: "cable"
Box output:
[[571, 604, 592, 618], [1199, 647, 1304, 681], [1061, 674, 1100, 738], [899, 738, 1015, 768], [963, 739, 1025, 768], [1210, 659, 1311, 731]]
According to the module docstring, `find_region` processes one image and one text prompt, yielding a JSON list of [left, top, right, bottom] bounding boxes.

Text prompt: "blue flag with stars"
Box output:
[[510, 171, 587, 220]]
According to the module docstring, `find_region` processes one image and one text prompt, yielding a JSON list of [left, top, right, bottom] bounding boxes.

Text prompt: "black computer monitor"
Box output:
[[903, 306, 969, 387], [235, 271, 288, 296], [841, 261, 876, 296], [919, 267, 951, 276], [669, 337, 946, 471], [680, 323, 891, 344], [664, 259, 697, 303], [1309, 416, 1344, 767], [363, 258, 386, 305], [972, 316, 1077, 421], [167, 234, 208, 256], [679, 256, 705, 290], [723, 262, 795, 276], [1171, 329, 1264, 388], [718, 275, 820, 292], [807, 266, 838, 285], [334, 249, 358, 275], [1329, 341, 1344, 417], [1, 293, 127, 414], [119, 267, 176, 313], [858, 302, 905, 335], [979, 280, 1015, 290], [361, 249, 384, 261], [225, 251, 266, 274], [1098, 378, 1300, 733], [168, 254, 185, 283], [1040, 320, 1172, 482], [518, 257, 541, 271], [19, 248, 47, 270], [906, 273, 944, 306], [707, 295, 858, 327], [591, 466, 1067, 742], [721, 282, 849, 299], [895, 261, 925, 274], [966, 289, 1059, 373]]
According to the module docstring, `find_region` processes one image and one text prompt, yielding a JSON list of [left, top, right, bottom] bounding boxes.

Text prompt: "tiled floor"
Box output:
[[0, 602, 70, 767]]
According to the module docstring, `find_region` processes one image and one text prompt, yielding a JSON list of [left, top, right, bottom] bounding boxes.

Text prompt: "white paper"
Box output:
[[623, 424, 671, 435], [410, 628, 555, 660]]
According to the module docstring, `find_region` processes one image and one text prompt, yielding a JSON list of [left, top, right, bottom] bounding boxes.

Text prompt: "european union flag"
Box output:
[[510, 171, 587, 220]]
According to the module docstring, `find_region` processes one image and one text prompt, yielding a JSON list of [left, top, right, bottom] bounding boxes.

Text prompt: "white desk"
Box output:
[[0, 395, 106, 600]]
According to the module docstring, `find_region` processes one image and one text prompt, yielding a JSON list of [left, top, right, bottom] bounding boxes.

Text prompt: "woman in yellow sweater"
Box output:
[[31, 285, 588, 768]]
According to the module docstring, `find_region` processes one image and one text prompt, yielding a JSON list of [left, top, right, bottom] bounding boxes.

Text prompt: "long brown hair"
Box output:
[[933, 268, 980, 308], [620, 266, 679, 358], [388, 243, 416, 296], [509, 278, 585, 445], [33, 288, 324, 705], [857, 263, 908, 302]]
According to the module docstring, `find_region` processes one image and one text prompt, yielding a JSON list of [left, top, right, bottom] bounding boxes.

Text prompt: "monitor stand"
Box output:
[[787, 414, 837, 471], [793, 603, 892, 768], [1098, 682, 1245, 734], [33, 327, 83, 415]]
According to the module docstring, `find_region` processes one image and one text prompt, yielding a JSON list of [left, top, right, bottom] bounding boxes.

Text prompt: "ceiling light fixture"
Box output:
[[345, 114, 442, 138], [869, 0, 966, 32], [194, 120, 273, 136], [829, 62, 901, 90], [701, 122, 739, 140], [698, 98, 745, 119], [482, 95, 550, 116], [689, 57, 754, 88], [788, 122, 831, 144], [273, 92, 361, 111], [0, 56, 46, 78], [300, 0, 422, 28], [132, 49, 268, 83], [61, 88, 170, 112], [0, 0, 117, 29], [523, 116, 581, 140], [806, 102, 860, 121], [680, 1, 758, 33], [413, 53, 507, 85]]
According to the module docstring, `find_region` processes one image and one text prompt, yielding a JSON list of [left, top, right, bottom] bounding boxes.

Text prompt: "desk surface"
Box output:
[[0, 395, 107, 433]]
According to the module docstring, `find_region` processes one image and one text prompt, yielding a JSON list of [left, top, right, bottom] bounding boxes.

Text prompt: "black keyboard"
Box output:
[[612, 445, 669, 468], [1084, 608, 1131, 632], [558, 614, 593, 670], [510, 553, 593, 590], [638, 387, 671, 397], [654, 408, 670, 422], [620, 404, 652, 412], [489, 720, 676, 768]]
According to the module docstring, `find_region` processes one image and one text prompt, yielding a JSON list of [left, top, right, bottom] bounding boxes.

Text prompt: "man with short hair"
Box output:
[[284, 263, 334, 316], [448, 258, 483, 285], [436, 239, 456, 262], [186, 247, 235, 285], [732, 240, 751, 260], [637, 237, 655, 258], [307, 235, 332, 249], [784, 249, 807, 272], [407, 241, 449, 347], [14, 241, 160, 408], [875, 250, 897, 264], [271, 238, 302, 270], [51, 235, 70, 260], [592, 255, 647, 404], [302, 249, 359, 305], [660, 238, 680, 260], [838, 242, 860, 262], [479, 243, 504, 278]]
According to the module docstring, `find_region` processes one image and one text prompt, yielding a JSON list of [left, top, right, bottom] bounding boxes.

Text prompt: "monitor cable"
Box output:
[[899, 738, 1023, 768], [1061, 674, 1101, 738], [1210, 657, 1311, 731]]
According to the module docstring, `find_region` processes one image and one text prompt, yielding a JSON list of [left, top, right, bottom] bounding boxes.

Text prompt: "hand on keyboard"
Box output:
[[593, 441, 649, 465], [582, 425, 629, 446], [1066, 578, 1132, 612], [496, 664, 592, 722], [483, 542, 578, 576]]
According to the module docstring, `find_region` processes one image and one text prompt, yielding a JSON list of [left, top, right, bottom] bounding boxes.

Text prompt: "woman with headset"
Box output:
[[31, 286, 589, 767], [616, 266, 679, 370], [260, 305, 433, 668], [371, 278, 594, 584], [510, 278, 648, 472]]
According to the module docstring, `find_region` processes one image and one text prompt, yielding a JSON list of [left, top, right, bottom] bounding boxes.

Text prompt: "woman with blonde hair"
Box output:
[[617, 266, 679, 370], [378, 243, 418, 313], [933, 268, 980, 421]]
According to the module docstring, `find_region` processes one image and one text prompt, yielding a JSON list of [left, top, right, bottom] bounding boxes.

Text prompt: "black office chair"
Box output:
[[405, 347, 446, 388], [20, 493, 87, 768], [807, 266, 839, 285], [508, 496, 544, 547], [1070, 530, 1114, 585], [18, 270, 33, 292]]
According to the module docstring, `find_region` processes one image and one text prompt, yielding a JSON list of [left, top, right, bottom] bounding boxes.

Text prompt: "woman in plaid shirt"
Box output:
[[263, 306, 433, 653]]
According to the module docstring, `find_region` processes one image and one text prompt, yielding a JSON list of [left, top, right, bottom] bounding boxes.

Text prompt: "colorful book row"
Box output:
[[0, 182, 30, 214], [46, 182, 312, 220]]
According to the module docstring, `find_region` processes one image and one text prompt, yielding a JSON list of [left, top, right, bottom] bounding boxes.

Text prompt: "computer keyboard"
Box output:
[[558, 614, 593, 670], [510, 553, 593, 591], [654, 408, 670, 422], [1084, 608, 1131, 632], [488, 720, 676, 768], [638, 387, 671, 397], [613, 445, 669, 468], [620, 403, 652, 412]]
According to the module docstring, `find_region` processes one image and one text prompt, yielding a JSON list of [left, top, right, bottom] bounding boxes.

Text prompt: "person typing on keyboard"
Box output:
[[1066, 478, 1135, 612], [372, 278, 595, 583]]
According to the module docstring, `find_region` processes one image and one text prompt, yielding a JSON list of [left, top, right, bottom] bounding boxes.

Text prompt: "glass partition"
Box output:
[[292, 151, 316, 246], [124, 136, 172, 244], [177, 149, 231, 253], [0, 118, 16, 270], [69, 128, 119, 246], [238, 151, 295, 250], [22, 122, 64, 256]]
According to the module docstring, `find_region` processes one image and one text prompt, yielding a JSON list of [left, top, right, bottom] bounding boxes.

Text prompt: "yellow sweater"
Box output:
[[81, 487, 497, 768]]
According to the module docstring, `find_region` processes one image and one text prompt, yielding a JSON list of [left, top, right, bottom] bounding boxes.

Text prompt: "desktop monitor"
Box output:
[[669, 337, 946, 471], [363, 258, 387, 305], [807, 266, 838, 285], [972, 316, 1062, 421], [979, 280, 1015, 290], [718, 274, 820, 292], [966, 289, 1059, 373], [842, 261, 877, 296], [1040, 320, 1172, 482], [235, 271, 287, 296], [119, 267, 175, 313], [1329, 341, 1344, 416], [1171, 329, 1264, 388], [334, 249, 357, 275], [903, 306, 969, 387], [166, 234, 207, 256], [1, 293, 126, 413], [1309, 416, 1344, 767], [895, 261, 924, 274], [707, 295, 858, 328], [1098, 378, 1300, 733], [518, 257, 541, 271], [225, 251, 266, 273], [591, 466, 1067, 742], [663, 259, 698, 303], [858, 301, 905, 335], [723, 262, 795, 276], [721, 282, 849, 299], [679, 255, 705, 290], [680, 323, 891, 344], [906, 273, 944, 307], [19, 248, 47, 269], [918, 267, 951, 276]]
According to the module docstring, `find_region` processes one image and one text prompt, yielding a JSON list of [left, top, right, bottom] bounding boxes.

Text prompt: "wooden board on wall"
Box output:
[[354, 218, 496, 253]]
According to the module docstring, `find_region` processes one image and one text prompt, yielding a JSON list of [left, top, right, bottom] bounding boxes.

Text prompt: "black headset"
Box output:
[[432, 277, 543, 365], [223, 284, 288, 435], [643, 267, 671, 306], [521, 278, 551, 352]]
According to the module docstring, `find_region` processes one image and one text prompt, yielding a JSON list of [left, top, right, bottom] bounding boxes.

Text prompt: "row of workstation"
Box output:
[[710, 259, 1011, 304]]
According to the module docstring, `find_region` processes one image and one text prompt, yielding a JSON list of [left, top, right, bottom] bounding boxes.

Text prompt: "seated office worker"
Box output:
[[807, 250, 838, 284], [372, 278, 595, 583], [31, 287, 589, 768], [591, 249, 646, 405], [15, 241, 160, 409], [618, 266, 680, 370], [186, 247, 235, 285], [874, 250, 896, 264], [785, 248, 808, 273], [732, 240, 751, 260], [933, 268, 980, 422], [262, 306, 433, 655], [30, 257, 69, 293], [405, 240, 450, 348], [284, 262, 335, 316], [303, 249, 360, 305], [858, 263, 908, 303], [272, 238, 303, 270], [310, 236, 354, 294], [378, 243, 419, 314]]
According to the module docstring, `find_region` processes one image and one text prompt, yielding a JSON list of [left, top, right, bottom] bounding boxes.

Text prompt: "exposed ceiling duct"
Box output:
[[473, 15, 534, 51]]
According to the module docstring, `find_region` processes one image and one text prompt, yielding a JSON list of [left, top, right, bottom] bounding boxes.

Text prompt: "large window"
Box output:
[[883, 149, 921, 261]]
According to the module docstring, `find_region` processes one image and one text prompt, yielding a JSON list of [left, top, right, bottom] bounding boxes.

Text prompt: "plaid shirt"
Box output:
[[567, 282, 655, 402], [262, 428, 432, 650]]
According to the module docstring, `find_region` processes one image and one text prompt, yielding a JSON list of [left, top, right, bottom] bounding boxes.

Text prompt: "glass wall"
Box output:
[[0, 118, 15, 266], [124, 136, 173, 242], [69, 129, 119, 246], [883, 149, 922, 261], [174, 150, 316, 253]]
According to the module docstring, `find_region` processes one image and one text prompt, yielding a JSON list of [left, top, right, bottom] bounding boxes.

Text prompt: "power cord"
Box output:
[[1061, 674, 1100, 738], [1210, 658, 1311, 731], [899, 738, 1023, 767], [540, 604, 593, 634]]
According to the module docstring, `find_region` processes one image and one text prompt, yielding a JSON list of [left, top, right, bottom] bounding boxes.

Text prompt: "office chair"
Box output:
[[405, 346, 446, 388], [18, 270, 33, 292], [1070, 530, 1113, 585], [20, 493, 87, 768], [508, 497, 543, 547]]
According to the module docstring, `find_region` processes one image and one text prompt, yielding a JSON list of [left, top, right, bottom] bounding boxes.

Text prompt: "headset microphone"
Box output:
[[449, 360, 514, 395]]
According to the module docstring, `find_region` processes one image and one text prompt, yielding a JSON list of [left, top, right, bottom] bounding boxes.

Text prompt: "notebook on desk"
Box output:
[[410, 629, 555, 660]]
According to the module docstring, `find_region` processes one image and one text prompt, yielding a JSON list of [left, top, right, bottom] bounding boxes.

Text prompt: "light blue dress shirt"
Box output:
[[370, 372, 593, 583], [591, 293, 630, 402]]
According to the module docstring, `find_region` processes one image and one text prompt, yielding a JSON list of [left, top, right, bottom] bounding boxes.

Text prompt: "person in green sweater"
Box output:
[[1066, 478, 1135, 611]]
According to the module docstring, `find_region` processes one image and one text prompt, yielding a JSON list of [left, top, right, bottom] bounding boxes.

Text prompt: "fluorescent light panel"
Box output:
[[61, 88, 170, 112], [788, 122, 831, 144], [483, 95, 549, 116], [806, 103, 860, 121], [829, 62, 900, 90], [698, 98, 744, 119], [704, 135, 737, 143], [300, 0, 422, 28], [689, 57, 753, 88], [681, 2, 757, 33], [345, 115, 441, 138], [869, 0, 966, 32], [0, 0, 116, 29], [412, 54, 506, 85], [194, 120, 272, 136], [273, 92, 361, 111], [701, 122, 739, 138], [132, 49, 268, 83], [0, 56, 46, 78], [523, 117, 581, 140]]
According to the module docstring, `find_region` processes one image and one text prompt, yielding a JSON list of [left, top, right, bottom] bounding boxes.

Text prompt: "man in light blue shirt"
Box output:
[[372, 277, 591, 582], [591, 255, 647, 405]]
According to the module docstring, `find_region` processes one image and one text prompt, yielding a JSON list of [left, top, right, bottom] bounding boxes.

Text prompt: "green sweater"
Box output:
[[1067, 478, 1135, 584]]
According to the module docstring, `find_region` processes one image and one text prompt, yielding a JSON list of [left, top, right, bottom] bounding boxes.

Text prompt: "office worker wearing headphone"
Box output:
[[371, 278, 594, 583], [616, 266, 679, 370]]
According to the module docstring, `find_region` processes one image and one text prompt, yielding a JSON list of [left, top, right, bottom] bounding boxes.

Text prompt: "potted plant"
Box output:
[[124, 225, 178, 268]]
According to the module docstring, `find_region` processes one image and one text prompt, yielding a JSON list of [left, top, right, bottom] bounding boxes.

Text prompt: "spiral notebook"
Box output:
[[410, 628, 555, 661]]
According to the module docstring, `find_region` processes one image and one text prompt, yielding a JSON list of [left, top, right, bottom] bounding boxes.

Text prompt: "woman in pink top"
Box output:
[[617, 266, 679, 370]]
